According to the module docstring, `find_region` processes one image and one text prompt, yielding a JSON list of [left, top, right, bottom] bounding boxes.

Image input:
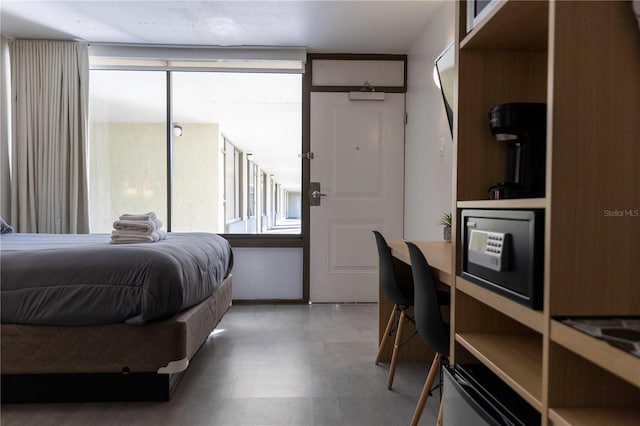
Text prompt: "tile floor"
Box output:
[[1, 304, 441, 426]]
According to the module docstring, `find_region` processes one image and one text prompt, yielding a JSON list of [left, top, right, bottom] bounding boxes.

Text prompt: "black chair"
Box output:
[[373, 230, 415, 390], [406, 241, 450, 426]]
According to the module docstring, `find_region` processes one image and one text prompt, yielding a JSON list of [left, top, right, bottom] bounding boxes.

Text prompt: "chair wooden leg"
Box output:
[[436, 394, 444, 426], [410, 353, 441, 426], [375, 304, 397, 364], [387, 309, 406, 390]]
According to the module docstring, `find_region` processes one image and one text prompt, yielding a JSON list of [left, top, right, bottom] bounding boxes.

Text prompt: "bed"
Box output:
[[0, 232, 234, 403]]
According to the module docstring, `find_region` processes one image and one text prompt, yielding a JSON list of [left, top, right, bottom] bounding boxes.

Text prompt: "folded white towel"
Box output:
[[111, 230, 152, 237], [151, 229, 167, 241], [119, 212, 157, 221], [110, 232, 154, 244], [113, 219, 156, 234], [112, 212, 167, 244]]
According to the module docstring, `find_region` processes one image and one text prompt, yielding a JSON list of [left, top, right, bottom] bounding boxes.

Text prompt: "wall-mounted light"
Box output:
[[173, 124, 183, 137]]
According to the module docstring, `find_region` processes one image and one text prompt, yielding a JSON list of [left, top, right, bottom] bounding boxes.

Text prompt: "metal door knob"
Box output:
[[311, 190, 327, 199]]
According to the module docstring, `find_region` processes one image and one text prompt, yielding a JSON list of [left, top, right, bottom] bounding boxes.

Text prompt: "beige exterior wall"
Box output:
[[172, 123, 221, 232], [89, 122, 220, 233]]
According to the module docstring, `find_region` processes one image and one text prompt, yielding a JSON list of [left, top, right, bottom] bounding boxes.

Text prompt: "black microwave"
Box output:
[[461, 209, 544, 310]]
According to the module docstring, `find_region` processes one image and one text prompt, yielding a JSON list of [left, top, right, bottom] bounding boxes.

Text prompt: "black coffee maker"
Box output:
[[488, 102, 546, 199]]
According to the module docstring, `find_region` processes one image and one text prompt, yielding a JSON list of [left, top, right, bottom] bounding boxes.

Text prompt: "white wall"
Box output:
[[404, 1, 455, 241], [231, 247, 303, 300]]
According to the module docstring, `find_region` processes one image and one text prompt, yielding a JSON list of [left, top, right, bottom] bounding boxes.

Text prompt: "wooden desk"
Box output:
[[378, 240, 453, 362], [387, 240, 452, 286]]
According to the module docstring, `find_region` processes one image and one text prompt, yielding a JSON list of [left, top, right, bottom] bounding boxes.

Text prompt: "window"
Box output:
[[88, 70, 168, 233], [88, 70, 301, 234]]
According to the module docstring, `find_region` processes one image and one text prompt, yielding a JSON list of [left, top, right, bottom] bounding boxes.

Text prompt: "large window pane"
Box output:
[[88, 70, 168, 233], [172, 72, 301, 234], [89, 70, 301, 234]]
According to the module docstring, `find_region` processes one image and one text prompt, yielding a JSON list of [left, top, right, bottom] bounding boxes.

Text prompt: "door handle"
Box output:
[[310, 182, 326, 206], [311, 190, 327, 199]]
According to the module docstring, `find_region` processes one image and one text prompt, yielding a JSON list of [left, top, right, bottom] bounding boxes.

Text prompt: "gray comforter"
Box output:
[[0, 233, 233, 326]]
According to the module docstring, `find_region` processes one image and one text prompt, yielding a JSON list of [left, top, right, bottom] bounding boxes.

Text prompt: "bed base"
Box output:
[[1, 275, 232, 403]]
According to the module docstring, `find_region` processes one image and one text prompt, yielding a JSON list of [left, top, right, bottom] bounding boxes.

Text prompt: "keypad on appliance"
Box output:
[[486, 233, 504, 254], [467, 230, 510, 272]]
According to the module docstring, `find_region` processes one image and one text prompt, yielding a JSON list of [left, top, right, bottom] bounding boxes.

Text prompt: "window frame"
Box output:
[[223, 137, 243, 224], [88, 61, 306, 246]]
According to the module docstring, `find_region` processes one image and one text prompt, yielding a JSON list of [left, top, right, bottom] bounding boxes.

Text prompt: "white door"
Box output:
[[310, 92, 405, 302]]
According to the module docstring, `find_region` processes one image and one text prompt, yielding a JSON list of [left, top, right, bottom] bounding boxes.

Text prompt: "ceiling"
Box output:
[[0, 1, 443, 53], [0, 1, 443, 192]]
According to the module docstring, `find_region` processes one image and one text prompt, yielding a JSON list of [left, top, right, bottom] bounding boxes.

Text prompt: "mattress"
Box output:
[[0, 232, 233, 326]]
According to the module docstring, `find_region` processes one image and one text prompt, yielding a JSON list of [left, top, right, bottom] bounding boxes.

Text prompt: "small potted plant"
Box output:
[[439, 212, 452, 241]]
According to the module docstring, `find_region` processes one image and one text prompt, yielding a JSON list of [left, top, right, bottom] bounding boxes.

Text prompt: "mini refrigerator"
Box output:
[[443, 364, 540, 426]]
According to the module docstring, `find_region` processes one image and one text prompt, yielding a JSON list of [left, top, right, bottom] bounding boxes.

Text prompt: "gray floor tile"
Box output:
[[1, 304, 439, 426]]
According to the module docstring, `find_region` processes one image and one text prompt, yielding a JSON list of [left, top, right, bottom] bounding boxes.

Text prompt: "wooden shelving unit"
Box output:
[[456, 198, 547, 210], [451, 1, 640, 425], [456, 332, 543, 410], [550, 320, 640, 388], [549, 408, 640, 426], [457, 277, 544, 333]]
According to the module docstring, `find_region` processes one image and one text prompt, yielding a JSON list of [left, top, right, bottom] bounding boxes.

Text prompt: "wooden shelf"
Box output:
[[455, 332, 542, 410], [456, 277, 545, 333], [549, 408, 640, 426], [455, 49, 547, 201], [460, 0, 548, 51], [550, 320, 640, 388], [453, 1, 640, 423], [457, 198, 547, 210]]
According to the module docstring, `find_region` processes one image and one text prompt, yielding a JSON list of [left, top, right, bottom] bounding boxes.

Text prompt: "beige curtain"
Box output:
[[1, 37, 11, 220], [9, 40, 89, 233]]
